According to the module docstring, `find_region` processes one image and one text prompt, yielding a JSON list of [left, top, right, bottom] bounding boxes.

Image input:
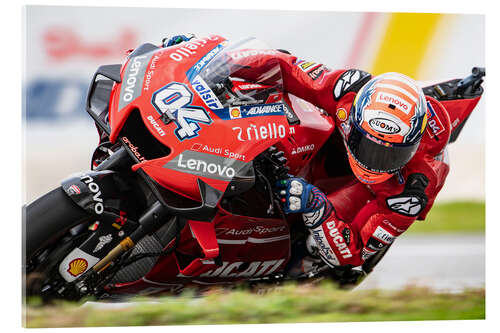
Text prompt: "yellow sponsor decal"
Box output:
[[229, 107, 242, 119], [336, 108, 348, 122], [299, 61, 317, 71], [67, 258, 88, 277]]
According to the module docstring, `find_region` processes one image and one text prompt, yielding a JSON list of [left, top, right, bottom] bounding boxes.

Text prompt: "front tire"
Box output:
[[23, 187, 93, 299]]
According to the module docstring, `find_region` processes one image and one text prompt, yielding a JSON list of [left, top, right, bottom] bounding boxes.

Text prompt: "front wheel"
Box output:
[[23, 187, 94, 300]]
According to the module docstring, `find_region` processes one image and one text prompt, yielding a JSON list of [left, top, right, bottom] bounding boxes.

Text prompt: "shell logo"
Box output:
[[67, 258, 88, 277], [229, 107, 242, 119], [336, 108, 347, 122]]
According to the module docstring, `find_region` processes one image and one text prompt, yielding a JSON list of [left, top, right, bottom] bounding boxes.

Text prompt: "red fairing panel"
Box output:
[[440, 96, 481, 132], [107, 213, 291, 294], [278, 94, 335, 176], [108, 35, 297, 200]]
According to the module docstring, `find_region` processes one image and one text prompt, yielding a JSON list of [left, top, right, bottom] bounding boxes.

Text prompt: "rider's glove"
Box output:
[[162, 33, 196, 47], [276, 177, 332, 228]]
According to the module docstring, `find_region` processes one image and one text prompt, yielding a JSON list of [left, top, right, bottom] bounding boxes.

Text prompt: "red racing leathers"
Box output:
[[229, 48, 481, 268]]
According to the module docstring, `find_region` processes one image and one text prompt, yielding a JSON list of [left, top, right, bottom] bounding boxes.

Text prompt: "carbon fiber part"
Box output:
[[110, 217, 177, 284]]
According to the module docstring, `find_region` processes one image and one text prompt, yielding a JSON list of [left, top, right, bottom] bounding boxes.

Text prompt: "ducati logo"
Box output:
[[197, 259, 285, 278]]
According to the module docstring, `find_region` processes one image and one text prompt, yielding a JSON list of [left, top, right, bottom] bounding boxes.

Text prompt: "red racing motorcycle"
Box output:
[[24, 36, 485, 301]]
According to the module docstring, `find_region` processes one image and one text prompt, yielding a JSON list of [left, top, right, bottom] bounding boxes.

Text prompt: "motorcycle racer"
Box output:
[[163, 35, 483, 284]]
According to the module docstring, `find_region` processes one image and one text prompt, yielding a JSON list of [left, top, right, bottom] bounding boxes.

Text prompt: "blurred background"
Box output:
[[23, 6, 484, 295], [23, 6, 484, 204]]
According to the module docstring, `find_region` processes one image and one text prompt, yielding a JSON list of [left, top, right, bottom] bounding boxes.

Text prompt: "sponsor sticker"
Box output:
[[368, 117, 401, 134], [143, 53, 162, 91], [67, 258, 88, 277], [212, 102, 287, 120], [147, 115, 166, 137], [229, 49, 278, 60], [232, 123, 288, 142], [336, 108, 348, 122], [199, 259, 285, 278], [237, 83, 266, 90], [324, 220, 352, 259], [372, 226, 396, 244], [340, 122, 351, 138], [291, 144, 315, 155], [307, 65, 325, 80], [425, 101, 445, 137], [382, 219, 406, 233], [342, 228, 351, 245], [162, 150, 247, 181], [168, 36, 218, 62], [191, 143, 247, 161], [376, 91, 412, 114], [118, 51, 156, 111], [58, 248, 100, 282], [361, 248, 376, 261], [68, 184, 81, 195], [93, 234, 113, 253], [122, 136, 146, 162], [366, 237, 387, 251], [310, 227, 340, 266], [229, 106, 242, 119], [191, 75, 224, 110], [297, 60, 319, 72], [80, 174, 104, 215], [215, 225, 286, 236], [112, 211, 127, 230], [185, 42, 226, 81]]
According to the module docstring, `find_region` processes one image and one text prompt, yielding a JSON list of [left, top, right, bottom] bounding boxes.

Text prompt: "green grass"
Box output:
[[405, 201, 484, 234], [24, 282, 485, 327]]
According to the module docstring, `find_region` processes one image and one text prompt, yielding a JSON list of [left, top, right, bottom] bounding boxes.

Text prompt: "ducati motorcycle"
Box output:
[[23, 36, 485, 301]]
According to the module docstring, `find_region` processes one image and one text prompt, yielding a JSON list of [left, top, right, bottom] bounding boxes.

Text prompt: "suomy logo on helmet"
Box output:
[[368, 118, 401, 134]]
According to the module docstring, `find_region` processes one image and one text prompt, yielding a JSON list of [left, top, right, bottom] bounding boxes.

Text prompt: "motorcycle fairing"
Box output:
[[278, 94, 335, 176], [106, 36, 293, 201], [422, 71, 484, 143], [105, 212, 291, 295], [61, 170, 132, 217]]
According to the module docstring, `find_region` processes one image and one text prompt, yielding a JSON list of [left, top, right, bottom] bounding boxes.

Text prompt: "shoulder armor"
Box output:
[[333, 69, 371, 101]]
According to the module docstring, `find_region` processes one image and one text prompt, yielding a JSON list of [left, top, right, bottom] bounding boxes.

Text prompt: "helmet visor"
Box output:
[[347, 122, 420, 173]]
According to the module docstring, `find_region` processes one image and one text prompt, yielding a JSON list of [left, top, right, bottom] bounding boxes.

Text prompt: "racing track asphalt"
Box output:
[[355, 233, 485, 292]]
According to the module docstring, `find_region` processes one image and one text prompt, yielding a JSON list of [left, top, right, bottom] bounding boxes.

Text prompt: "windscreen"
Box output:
[[193, 37, 284, 109]]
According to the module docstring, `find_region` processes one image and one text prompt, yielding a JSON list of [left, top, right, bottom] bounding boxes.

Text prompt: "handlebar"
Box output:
[[456, 67, 485, 95]]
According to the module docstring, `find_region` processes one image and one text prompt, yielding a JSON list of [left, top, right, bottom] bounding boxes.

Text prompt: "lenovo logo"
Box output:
[[163, 150, 247, 181]]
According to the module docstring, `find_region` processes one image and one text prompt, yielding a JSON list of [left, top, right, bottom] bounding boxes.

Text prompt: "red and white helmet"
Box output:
[[346, 72, 428, 184]]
